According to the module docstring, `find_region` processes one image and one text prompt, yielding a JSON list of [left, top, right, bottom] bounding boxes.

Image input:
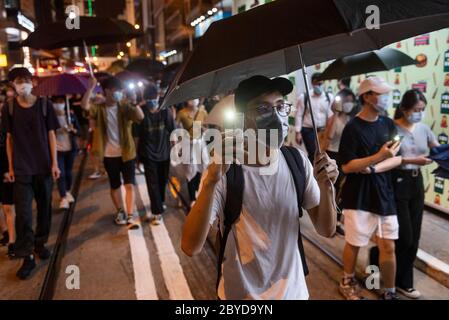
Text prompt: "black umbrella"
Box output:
[[125, 58, 165, 79], [319, 48, 418, 80], [161, 0, 449, 152], [21, 17, 142, 74]]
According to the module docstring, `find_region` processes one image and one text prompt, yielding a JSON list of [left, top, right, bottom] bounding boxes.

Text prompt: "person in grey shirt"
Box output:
[[392, 89, 439, 299]]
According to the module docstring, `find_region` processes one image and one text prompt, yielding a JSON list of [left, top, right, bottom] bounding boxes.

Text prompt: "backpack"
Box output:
[[8, 96, 49, 118], [216, 145, 309, 291]]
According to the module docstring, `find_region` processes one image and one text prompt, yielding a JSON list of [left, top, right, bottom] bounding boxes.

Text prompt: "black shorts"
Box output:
[[103, 157, 136, 190]]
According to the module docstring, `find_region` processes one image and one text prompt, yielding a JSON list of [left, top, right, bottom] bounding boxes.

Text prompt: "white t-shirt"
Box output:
[[295, 90, 333, 131], [206, 148, 320, 300], [104, 104, 122, 157], [56, 115, 72, 152], [327, 114, 350, 153]]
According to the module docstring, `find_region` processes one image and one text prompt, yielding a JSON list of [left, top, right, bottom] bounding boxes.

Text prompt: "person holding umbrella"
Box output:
[[392, 89, 439, 299], [3, 67, 61, 279], [338, 76, 402, 300], [182, 76, 338, 300], [52, 95, 80, 210], [81, 76, 144, 228]]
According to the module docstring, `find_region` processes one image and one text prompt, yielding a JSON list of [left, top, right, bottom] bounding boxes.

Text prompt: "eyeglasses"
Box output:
[[253, 102, 292, 117]]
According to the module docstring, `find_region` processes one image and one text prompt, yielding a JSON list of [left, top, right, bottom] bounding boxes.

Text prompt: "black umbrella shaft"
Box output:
[[297, 45, 321, 155]]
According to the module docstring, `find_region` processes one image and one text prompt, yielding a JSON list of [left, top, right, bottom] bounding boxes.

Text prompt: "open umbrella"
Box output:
[[318, 48, 418, 80], [21, 17, 142, 75], [161, 0, 449, 152], [34, 73, 92, 96], [125, 58, 164, 79]]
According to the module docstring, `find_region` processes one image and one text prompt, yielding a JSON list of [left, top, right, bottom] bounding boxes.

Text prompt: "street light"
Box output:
[[126, 42, 131, 48], [119, 51, 125, 57], [134, 24, 140, 30]]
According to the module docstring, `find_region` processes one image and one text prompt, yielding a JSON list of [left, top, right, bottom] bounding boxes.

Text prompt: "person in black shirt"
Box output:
[[137, 84, 175, 225], [338, 77, 402, 300], [3, 67, 60, 280]]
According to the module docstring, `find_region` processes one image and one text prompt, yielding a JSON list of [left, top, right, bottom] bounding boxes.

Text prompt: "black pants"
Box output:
[[142, 159, 169, 215], [14, 174, 53, 257], [188, 172, 202, 202], [301, 127, 318, 163], [392, 169, 424, 289]]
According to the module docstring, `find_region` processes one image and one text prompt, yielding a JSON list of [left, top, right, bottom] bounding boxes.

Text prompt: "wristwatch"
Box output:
[[369, 165, 376, 174]]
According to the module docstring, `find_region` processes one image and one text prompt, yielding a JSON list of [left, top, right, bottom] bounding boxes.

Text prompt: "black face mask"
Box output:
[[254, 112, 284, 148]]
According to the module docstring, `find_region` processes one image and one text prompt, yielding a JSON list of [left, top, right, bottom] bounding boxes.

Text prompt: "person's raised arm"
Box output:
[[81, 77, 97, 111], [307, 152, 338, 237]]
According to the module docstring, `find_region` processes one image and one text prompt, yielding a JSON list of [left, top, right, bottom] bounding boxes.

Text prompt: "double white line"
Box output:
[[126, 175, 194, 300]]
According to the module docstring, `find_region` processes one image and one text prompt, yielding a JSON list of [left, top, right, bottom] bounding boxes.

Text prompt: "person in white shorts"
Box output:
[[338, 77, 403, 300]]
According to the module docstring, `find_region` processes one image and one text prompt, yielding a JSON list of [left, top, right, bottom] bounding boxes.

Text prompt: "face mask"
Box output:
[[112, 91, 123, 102], [53, 103, 65, 111], [313, 85, 323, 96], [374, 93, 391, 113], [406, 111, 424, 124], [146, 99, 159, 109], [254, 112, 285, 148], [15, 83, 33, 97], [342, 102, 354, 114]]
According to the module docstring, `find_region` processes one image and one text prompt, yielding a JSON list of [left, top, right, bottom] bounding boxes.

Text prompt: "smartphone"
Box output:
[[393, 135, 404, 143]]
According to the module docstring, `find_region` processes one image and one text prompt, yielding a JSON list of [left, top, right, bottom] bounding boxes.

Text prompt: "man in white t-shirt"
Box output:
[[181, 76, 338, 300], [295, 72, 333, 163]]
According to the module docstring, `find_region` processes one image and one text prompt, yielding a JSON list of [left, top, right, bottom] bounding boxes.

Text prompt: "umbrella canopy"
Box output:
[[319, 48, 418, 80], [33, 73, 92, 96], [125, 58, 164, 79], [162, 0, 449, 108], [21, 17, 142, 50]]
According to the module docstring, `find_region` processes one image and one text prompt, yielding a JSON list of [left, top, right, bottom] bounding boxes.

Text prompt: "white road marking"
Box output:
[[417, 248, 449, 275], [136, 175, 194, 300], [121, 186, 158, 300]]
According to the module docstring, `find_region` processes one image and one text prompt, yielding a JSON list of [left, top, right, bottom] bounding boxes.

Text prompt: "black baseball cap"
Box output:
[[8, 67, 32, 82], [234, 75, 293, 111]]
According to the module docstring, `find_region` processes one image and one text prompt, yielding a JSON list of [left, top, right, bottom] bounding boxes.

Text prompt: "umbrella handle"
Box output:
[[297, 45, 322, 155], [83, 40, 94, 76]]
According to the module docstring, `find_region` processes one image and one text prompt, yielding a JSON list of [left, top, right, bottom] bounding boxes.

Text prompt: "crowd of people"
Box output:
[[0, 66, 440, 301]]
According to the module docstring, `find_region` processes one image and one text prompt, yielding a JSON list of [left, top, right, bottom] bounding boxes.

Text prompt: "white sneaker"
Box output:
[[88, 171, 102, 180], [66, 192, 75, 203], [397, 287, 421, 299], [114, 209, 127, 225], [151, 214, 163, 226], [126, 216, 140, 230], [59, 198, 70, 210]]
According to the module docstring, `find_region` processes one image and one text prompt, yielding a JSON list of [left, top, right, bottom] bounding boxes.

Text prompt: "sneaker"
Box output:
[[114, 209, 127, 225], [59, 198, 70, 210], [35, 245, 51, 260], [397, 287, 421, 299], [0, 231, 9, 246], [151, 214, 163, 226], [16, 255, 36, 280], [66, 192, 75, 203], [339, 278, 365, 300], [126, 216, 140, 230], [88, 171, 102, 180], [382, 291, 401, 300], [7, 243, 15, 259]]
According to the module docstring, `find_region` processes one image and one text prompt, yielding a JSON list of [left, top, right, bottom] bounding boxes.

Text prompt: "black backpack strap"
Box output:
[[40, 96, 48, 118], [280, 146, 309, 276], [216, 164, 244, 290]]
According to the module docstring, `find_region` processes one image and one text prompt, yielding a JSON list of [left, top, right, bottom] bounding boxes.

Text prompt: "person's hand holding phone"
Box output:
[[377, 139, 401, 160]]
